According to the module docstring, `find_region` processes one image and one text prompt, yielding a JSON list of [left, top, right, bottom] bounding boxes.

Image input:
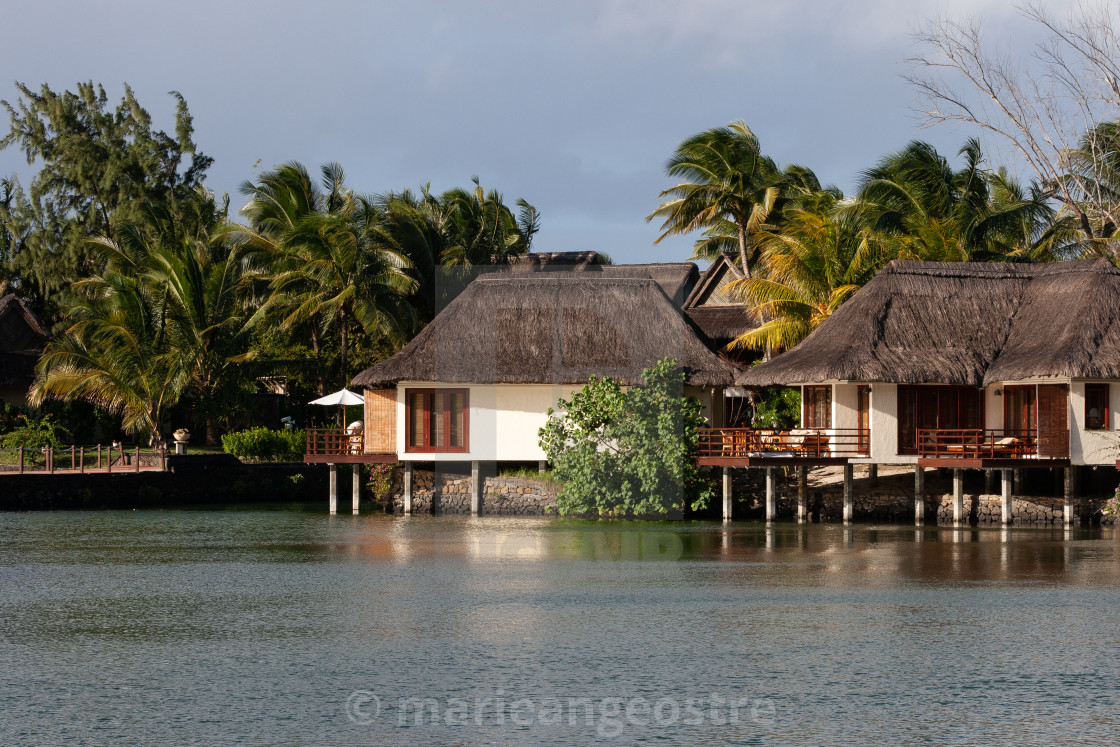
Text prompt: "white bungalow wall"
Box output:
[[1069, 380, 1120, 465], [392, 383, 721, 462]]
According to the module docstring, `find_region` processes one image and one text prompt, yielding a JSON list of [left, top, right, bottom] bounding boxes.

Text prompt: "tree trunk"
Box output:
[[339, 307, 348, 391], [310, 326, 325, 396], [738, 224, 751, 279], [205, 417, 218, 446]]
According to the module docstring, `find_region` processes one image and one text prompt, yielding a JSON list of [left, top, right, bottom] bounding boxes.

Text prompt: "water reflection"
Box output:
[[2, 511, 1119, 746]]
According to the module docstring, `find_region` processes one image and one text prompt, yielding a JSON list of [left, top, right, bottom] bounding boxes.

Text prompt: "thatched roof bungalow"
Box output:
[[739, 259, 1120, 467], [348, 275, 738, 466]]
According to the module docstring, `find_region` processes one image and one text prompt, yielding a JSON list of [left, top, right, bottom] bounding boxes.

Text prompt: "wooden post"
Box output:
[[403, 462, 413, 515], [18, 446, 23, 474], [953, 469, 964, 526], [328, 464, 338, 514], [352, 466, 361, 515], [70, 445, 75, 470], [868, 463, 878, 488], [914, 466, 925, 525], [722, 467, 732, 521], [1064, 467, 1077, 526], [107, 445, 112, 474], [470, 461, 481, 516], [79, 447, 85, 474], [984, 469, 995, 494], [765, 467, 776, 523], [135, 446, 141, 473], [797, 465, 808, 524], [1001, 469, 1012, 526], [842, 464, 854, 524], [97, 445, 102, 470], [48, 447, 54, 474]]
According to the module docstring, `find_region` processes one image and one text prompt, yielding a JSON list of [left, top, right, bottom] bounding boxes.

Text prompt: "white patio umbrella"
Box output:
[[308, 389, 364, 407], [309, 388, 364, 427]]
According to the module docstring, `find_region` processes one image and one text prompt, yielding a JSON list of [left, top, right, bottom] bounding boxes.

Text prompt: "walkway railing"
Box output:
[[916, 429, 1037, 459], [697, 428, 870, 459], [306, 428, 364, 457], [0, 444, 168, 474]]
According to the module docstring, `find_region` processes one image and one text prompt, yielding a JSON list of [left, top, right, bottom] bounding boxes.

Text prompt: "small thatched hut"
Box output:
[[351, 275, 738, 465], [739, 259, 1120, 466]]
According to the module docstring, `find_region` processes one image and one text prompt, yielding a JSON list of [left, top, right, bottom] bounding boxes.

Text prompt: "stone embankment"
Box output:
[[388, 469, 558, 515]]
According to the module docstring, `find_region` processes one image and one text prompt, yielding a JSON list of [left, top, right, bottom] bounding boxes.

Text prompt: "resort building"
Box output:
[[721, 259, 1120, 525]]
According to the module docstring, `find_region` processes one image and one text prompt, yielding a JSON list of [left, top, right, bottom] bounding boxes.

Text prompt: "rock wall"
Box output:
[[388, 469, 559, 515]]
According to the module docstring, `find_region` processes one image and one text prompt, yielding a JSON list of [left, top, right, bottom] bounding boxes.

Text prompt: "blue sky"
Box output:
[[0, 0, 1065, 264]]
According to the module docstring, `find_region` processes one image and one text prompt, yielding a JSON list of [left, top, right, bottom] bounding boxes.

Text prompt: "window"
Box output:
[[803, 386, 832, 428], [897, 385, 984, 453], [406, 389, 468, 452], [1086, 383, 1109, 430]]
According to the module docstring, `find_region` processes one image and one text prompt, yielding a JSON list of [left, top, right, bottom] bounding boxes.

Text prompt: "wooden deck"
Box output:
[[303, 428, 397, 464], [697, 427, 869, 467]]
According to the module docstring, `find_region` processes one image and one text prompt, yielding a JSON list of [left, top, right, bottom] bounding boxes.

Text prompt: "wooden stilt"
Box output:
[[1064, 467, 1077, 526], [79, 447, 85, 474], [471, 461, 481, 516], [843, 464, 854, 524], [868, 463, 878, 488], [797, 465, 808, 524], [403, 462, 413, 515], [352, 466, 361, 515], [914, 466, 925, 525], [953, 469, 964, 526], [722, 467, 732, 521], [1001, 469, 1012, 526], [765, 467, 776, 523], [329, 464, 338, 514]]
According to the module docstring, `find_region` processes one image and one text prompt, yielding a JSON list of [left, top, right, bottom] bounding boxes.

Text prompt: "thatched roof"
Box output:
[[685, 306, 758, 342], [353, 276, 738, 388], [507, 251, 603, 270], [739, 259, 1120, 387]]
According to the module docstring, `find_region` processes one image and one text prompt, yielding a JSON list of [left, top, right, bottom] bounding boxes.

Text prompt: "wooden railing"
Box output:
[[0, 444, 168, 474], [916, 429, 1037, 459], [697, 428, 870, 459], [305, 428, 364, 457]]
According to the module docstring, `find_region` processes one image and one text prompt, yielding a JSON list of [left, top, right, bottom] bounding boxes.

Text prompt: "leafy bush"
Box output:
[[0, 414, 70, 449], [539, 358, 711, 517], [365, 463, 398, 501], [220, 427, 305, 462]]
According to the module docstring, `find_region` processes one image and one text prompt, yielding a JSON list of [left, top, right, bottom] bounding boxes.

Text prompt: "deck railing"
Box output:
[[697, 428, 870, 459], [916, 429, 1037, 459], [0, 444, 168, 474], [305, 428, 365, 457]]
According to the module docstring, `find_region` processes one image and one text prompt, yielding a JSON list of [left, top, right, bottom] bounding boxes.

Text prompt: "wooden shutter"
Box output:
[[1037, 384, 1069, 459], [363, 389, 396, 454]]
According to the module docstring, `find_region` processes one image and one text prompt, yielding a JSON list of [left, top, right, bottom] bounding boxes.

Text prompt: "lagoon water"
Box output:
[[2, 509, 1120, 745]]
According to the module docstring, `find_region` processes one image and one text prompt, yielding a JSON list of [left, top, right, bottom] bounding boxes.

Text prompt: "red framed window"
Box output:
[[803, 386, 832, 428], [1085, 383, 1109, 430], [406, 389, 469, 452]]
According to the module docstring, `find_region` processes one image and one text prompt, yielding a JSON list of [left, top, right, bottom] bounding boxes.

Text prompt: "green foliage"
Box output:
[[751, 387, 801, 428], [0, 82, 212, 322], [539, 358, 711, 517], [365, 462, 397, 501], [0, 413, 70, 449], [220, 426, 305, 462]]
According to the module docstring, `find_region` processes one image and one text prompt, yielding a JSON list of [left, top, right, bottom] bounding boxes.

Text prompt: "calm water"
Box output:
[[2, 510, 1120, 746]]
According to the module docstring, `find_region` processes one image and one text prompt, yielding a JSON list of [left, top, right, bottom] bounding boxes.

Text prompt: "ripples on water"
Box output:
[[2, 509, 1119, 745]]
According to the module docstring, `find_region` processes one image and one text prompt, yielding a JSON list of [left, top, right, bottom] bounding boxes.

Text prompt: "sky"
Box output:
[[0, 0, 1073, 265]]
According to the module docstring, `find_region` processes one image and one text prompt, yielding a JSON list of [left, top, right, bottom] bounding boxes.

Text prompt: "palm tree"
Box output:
[[647, 121, 819, 277], [854, 139, 1057, 262], [728, 192, 882, 352], [30, 191, 251, 446], [438, 177, 540, 267], [239, 162, 416, 391], [1058, 120, 1120, 259]]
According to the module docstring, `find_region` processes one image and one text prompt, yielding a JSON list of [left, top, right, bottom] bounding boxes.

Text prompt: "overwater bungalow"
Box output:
[[721, 259, 1120, 524], [307, 263, 742, 512]]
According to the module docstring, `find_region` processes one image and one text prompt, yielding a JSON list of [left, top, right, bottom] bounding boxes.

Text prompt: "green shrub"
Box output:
[[539, 357, 711, 517], [0, 414, 70, 449], [220, 427, 305, 462]]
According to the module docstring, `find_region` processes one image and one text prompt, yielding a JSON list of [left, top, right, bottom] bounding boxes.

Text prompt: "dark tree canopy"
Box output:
[[0, 81, 213, 321]]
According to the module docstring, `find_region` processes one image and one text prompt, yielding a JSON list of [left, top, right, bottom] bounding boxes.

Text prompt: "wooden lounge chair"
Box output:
[[990, 436, 1020, 458]]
